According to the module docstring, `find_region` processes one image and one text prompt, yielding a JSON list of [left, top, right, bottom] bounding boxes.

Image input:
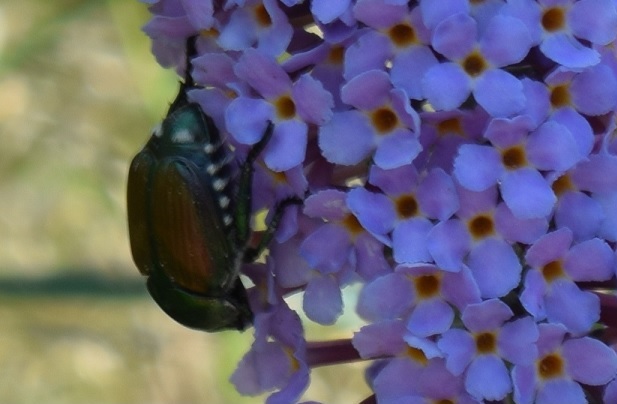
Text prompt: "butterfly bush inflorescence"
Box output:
[[142, 1, 617, 403]]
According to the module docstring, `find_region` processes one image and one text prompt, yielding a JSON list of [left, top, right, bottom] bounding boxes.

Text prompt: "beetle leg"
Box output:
[[233, 122, 275, 248], [242, 196, 303, 263]]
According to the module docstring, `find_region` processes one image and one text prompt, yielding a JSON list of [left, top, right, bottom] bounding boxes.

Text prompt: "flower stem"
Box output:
[[306, 338, 363, 368]]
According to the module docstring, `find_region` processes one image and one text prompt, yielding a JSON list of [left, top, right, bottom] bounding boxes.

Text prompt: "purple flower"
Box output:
[[298, 189, 391, 324], [310, 0, 353, 24], [188, 52, 247, 131], [346, 0, 437, 100], [232, 285, 310, 404], [139, 1, 617, 402], [283, 36, 354, 109], [512, 323, 617, 404], [371, 356, 479, 404], [353, 320, 480, 404], [347, 164, 459, 264], [218, 0, 293, 56], [319, 69, 421, 169], [454, 114, 590, 219], [357, 263, 481, 337], [251, 163, 308, 213], [438, 299, 539, 401], [422, 12, 532, 117], [415, 108, 487, 172], [605, 377, 617, 404], [423, 183, 536, 295], [300, 189, 390, 279], [227, 48, 333, 171], [504, 0, 617, 69], [521, 227, 615, 335], [552, 151, 617, 242], [545, 64, 617, 116]]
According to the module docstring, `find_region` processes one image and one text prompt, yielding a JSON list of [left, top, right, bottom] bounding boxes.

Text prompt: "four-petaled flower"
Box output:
[[141, 0, 617, 403]]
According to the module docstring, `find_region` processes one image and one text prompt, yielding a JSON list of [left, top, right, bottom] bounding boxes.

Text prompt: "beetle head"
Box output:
[[147, 102, 221, 158]]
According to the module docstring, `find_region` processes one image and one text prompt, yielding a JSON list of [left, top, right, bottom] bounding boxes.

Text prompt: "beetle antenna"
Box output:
[[168, 35, 198, 114], [183, 35, 197, 89]]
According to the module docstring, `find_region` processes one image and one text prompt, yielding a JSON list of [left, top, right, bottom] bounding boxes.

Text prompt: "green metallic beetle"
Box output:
[[127, 38, 290, 332]]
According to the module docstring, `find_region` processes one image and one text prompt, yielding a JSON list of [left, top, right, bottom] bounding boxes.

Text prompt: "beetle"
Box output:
[[127, 37, 295, 331]]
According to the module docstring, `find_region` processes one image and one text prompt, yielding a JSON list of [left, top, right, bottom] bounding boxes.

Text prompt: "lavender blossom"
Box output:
[[140, 1, 617, 402]]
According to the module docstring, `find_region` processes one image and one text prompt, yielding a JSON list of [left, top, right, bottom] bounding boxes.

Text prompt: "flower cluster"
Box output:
[[142, 0, 617, 403]]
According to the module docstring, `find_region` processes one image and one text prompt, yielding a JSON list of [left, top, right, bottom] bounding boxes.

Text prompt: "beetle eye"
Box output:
[[171, 128, 195, 144], [151, 123, 163, 138]]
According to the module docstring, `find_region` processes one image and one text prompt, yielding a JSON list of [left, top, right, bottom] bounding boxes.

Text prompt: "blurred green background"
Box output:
[[0, 1, 369, 403]]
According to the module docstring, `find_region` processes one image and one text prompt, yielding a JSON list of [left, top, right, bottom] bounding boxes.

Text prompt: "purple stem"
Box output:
[[306, 338, 363, 368]]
